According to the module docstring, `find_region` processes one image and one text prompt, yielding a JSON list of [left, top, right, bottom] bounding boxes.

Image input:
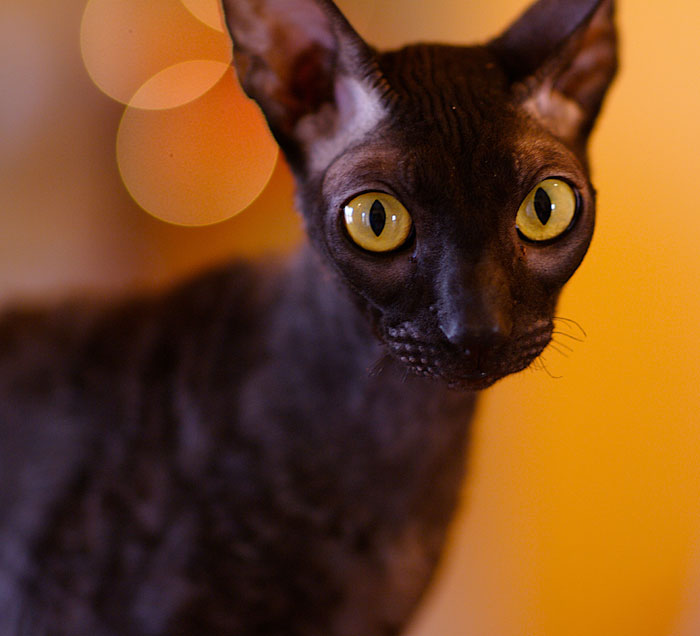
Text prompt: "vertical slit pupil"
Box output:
[[369, 200, 386, 237], [534, 188, 553, 225]]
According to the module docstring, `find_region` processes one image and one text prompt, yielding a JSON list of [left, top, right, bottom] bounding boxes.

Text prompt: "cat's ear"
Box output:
[[490, 0, 617, 149], [221, 0, 387, 173]]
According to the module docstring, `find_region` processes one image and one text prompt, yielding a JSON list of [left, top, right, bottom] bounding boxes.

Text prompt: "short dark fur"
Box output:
[[0, 1, 617, 634]]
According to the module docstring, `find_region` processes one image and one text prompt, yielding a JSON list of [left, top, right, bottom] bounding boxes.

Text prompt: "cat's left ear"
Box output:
[[221, 0, 386, 174], [490, 0, 617, 149]]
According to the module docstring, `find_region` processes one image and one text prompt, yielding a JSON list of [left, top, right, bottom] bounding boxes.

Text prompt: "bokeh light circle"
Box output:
[[180, 0, 225, 31], [80, 0, 231, 106], [117, 63, 278, 226], [129, 59, 230, 111]]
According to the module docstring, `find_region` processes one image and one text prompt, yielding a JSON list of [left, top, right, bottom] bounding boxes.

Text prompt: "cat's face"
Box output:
[[223, 0, 617, 389], [316, 48, 595, 389]]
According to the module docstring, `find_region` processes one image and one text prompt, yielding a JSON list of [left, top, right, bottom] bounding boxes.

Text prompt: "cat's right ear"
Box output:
[[490, 0, 617, 151], [221, 0, 388, 174]]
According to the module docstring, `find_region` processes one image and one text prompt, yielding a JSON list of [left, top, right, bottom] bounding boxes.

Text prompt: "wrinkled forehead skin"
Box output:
[[310, 42, 590, 252]]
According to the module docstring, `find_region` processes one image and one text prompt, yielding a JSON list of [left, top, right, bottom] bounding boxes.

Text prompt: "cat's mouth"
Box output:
[[382, 322, 552, 390]]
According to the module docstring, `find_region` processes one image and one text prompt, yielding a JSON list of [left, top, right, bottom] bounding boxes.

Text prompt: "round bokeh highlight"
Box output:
[[180, 0, 226, 31], [80, 0, 231, 107], [117, 63, 278, 226]]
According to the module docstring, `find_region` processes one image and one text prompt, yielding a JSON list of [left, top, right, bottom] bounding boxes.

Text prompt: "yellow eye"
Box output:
[[516, 179, 578, 242], [343, 192, 413, 253]]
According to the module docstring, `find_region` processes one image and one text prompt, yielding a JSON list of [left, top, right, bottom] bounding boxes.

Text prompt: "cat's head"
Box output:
[[221, 0, 617, 389]]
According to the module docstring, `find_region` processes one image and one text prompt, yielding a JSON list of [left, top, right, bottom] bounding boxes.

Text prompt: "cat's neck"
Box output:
[[5, 245, 478, 636], [239, 242, 477, 482], [270, 244, 384, 375], [228, 245, 478, 624]]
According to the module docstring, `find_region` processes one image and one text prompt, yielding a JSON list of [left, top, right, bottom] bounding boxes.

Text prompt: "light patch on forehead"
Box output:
[[296, 75, 387, 174], [523, 82, 584, 145]]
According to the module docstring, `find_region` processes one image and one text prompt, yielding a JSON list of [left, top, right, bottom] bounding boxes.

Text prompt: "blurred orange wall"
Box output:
[[1, 2, 700, 635], [349, 2, 700, 635]]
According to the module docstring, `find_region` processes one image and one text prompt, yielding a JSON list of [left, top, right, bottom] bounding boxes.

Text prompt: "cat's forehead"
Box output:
[[319, 41, 590, 224], [322, 45, 529, 202], [372, 44, 529, 180], [378, 44, 512, 130], [303, 43, 534, 182]]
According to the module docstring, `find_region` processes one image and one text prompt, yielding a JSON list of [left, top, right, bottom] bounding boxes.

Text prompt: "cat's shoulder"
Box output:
[[0, 257, 281, 433], [0, 258, 275, 362]]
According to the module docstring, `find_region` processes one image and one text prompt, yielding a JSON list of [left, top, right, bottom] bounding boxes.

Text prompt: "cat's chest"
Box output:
[[177, 360, 477, 635], [24, 359, 476, 636], [8, 261, 477, 635]]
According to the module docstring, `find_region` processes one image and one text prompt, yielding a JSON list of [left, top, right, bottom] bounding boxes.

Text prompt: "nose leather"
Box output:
[[436, 255, 513, 352], [439, 295, 509, 350]]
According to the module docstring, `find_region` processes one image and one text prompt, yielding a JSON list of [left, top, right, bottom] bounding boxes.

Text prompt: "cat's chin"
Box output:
[[445, 373, 505, 392], [407, 361, 528, 391], [380, 322, 551, 391]]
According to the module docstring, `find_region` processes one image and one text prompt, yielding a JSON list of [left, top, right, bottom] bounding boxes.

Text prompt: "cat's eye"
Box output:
[[343, 192, 413, 253], [516, 179, 578, 242]]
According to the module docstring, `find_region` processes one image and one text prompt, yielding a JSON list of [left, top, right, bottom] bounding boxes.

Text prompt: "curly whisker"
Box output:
[[552, 330, 586, 343], [528, 356, 542, 373], [537, 355, 563, 380], [550, 337, 574, 353], [368, 354, 390, 378], [553, 316, 587, 339], [547, 342, 570, 358]]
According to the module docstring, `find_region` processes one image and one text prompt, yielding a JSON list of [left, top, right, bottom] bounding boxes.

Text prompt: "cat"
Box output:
[[0, 0, 617, 634]]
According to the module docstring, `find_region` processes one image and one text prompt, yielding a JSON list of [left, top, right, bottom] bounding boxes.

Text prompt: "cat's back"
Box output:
[[0, 259, 271, 443], [0, 258, 272, 420], [0, 260, 275, 634]]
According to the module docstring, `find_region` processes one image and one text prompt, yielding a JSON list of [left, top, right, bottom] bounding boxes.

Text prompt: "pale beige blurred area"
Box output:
[[0, 0, 300, 307], [2, 1, 700, 636]]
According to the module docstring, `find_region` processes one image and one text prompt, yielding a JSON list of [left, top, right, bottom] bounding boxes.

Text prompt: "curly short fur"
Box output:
[[0, 1, 616, 633]]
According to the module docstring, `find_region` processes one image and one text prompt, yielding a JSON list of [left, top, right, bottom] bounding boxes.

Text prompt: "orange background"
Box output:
[[1, 1, 700, 635]]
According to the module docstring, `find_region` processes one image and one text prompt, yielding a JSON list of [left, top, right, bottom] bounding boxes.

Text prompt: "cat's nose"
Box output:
[[438, 303, 511, 353], [435, 255, 513, 353]]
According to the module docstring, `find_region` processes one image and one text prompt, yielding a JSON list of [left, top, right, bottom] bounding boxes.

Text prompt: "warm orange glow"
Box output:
[[3, 0, 700, 634], [80, 0, 273, 226], [395, 1, 700, 634], [117, 67, 278, 226], [80, 0, 230, 105], [180, 0, 225, 32], [128, 59, 230, 111]]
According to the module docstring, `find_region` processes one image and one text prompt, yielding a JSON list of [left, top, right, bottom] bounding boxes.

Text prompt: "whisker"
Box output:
[[367, 354, 390, 377], [539, 355, 563, 380], [553, 316, 587, 339], [552, 330, 586, 343], [529, 357, 545, 373], [547, 342, 570, 358], [550, 337, 574, 353]]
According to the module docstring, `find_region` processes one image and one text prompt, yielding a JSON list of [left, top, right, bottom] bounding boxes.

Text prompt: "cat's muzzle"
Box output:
[[383, 322, 552, 390]]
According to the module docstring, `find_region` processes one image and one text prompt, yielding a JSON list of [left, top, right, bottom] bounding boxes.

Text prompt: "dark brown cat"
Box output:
[[0, 0, 617, 634]]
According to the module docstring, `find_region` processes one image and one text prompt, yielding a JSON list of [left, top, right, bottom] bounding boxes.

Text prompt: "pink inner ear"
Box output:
[[225, 0, 342, 133], [279, 0, 336, 48], [288, 43, 335, 116], [223, 0, 384, 170], [248, 0, 336, 59]]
